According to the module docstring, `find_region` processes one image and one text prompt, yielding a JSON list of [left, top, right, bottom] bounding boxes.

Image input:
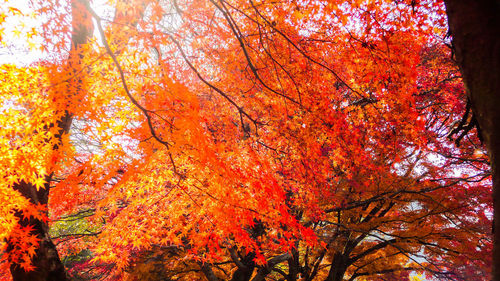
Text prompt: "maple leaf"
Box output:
[[0, 1, 492, 281], [33, 177, 46, 191]]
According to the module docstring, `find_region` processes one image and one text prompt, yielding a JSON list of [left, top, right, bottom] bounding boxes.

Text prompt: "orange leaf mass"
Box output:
[[0, 1, 492, 281]]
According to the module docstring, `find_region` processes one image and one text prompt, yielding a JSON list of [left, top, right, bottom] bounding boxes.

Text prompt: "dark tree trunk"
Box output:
[[7, 1, 93, 280], [9, 179, 68, 281], [230, 252, 256, 281], [325, 253, 348, 281], [443, 0, 500, 279], [287, 248, 300, 281], [200, 263, 220, 281]]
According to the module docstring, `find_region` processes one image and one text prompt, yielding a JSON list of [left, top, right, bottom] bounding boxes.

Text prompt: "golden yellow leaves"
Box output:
[[0, 64, 65, 190], [0, 1, 45, 57], [0, 186, 29, 241], [0, 0, 490, 279]]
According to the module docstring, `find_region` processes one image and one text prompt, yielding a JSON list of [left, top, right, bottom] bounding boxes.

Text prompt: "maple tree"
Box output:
[[0, 0, 493, 281], [1, 0, 92, 280]]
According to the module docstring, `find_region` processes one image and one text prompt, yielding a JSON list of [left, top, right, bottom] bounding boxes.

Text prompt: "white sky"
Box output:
[[0, 0, 111, 65], [0, 0, 44, 65]]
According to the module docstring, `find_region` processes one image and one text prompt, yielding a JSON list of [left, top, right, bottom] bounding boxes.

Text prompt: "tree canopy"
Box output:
[[0, 0, 492, 280]]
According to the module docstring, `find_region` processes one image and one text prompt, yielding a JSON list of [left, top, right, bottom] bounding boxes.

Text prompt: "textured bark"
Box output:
[[9, 179, 68, 281], [286, 248, 300, 281], [8, 1, 93, 280], [443, 0, 500, 279], [200, 263, 220, 281], [325, 253, 348, 281], [230, 252, 256, 281]]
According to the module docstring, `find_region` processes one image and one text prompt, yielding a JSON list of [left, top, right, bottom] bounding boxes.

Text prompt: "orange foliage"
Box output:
[[0, 0, 491, 280]]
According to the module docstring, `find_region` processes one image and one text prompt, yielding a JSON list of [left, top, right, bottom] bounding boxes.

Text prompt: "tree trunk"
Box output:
[[230, 252, 256, 281], [325, 253, 348, 281], [443, 0, 500, 279], [9, 180, 68, 281], [287, 248, 300, 281], [7, 0, 93, 280]]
